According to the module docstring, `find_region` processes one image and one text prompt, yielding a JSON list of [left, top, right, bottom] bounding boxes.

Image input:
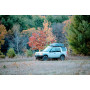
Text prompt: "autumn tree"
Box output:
[[28, 30, 46, 51], [28, 20, 56, 51], [0, 24, 7, 50], [43, 20, 56, 44], [22, 28, 39, 37]]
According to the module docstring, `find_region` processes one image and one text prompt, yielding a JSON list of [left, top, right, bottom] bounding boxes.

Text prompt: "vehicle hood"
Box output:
[[35, 51, 48, 55]]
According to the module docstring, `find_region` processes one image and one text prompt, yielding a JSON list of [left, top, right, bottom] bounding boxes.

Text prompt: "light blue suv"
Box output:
[[35, 43, 67, 61]]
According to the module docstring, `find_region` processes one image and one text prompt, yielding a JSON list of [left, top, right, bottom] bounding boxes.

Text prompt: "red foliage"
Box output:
[[28, 31, 47, 50]]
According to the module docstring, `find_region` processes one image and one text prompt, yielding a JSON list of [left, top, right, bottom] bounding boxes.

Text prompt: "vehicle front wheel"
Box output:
[[36, 57, 41, 60], [42, 55, 48, 61], [60, 55, 65, 61]]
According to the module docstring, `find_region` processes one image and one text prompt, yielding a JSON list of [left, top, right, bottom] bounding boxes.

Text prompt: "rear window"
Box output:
[[61, 47, 67, 51]]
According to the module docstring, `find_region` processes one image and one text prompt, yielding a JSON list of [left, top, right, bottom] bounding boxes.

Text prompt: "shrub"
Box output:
[[0, 55, 5, 58], [3, 65, 7, 69], [7, 48, 16, 58], [26, 49, 33, 57], [0, 51, 5, 59], [0, 51, 3, 55]]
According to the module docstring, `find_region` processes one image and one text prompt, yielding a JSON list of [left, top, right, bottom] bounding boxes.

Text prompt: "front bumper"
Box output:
[[35, 55, 43, 59]]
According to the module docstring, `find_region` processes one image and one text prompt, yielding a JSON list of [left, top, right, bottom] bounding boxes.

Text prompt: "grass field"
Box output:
[[0, 56, 90, 75]]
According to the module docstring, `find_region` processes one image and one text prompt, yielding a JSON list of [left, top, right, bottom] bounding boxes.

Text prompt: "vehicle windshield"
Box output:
[[43, 46, 52, 52]]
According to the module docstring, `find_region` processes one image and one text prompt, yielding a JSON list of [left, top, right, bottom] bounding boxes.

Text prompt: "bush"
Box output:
[[26, 49, 33, 57], [0, 55, 5, 58], [0, 51, 3, 55], [3, 65, 7, 69], [0, 51, 5, 59], [7, 48, 16, 58]]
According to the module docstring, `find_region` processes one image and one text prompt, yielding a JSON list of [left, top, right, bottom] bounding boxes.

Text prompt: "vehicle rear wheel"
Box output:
[[42, 55, 48, 61], [60, 55, 65, 61]]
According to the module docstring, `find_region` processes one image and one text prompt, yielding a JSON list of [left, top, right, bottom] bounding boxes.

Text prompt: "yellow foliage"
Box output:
[[22, 28, 39, 37], [43, 20, 56, 43]]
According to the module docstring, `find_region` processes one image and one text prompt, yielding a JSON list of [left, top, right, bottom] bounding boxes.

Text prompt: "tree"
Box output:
[[52, 23, 66, 44], [0, 15, 33, 31], [46, 15, 54, 23], [46, 15, 69, 24], [43, 20, 56, 44], [9, 24, 28, 54], [28, 20, 56, 51], [28, 30, 47, 51], [0, 24, 7, 50], [32, 15, 44, 29], [22, 28, 38, 37], [64, 15, 90, 55]]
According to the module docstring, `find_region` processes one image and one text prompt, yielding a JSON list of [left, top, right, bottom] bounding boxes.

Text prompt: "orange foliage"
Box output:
[[43, 20, 56, 44], [28, 20, 56, 51], [28, 30, 46, 51], [22, 28, 38, 37], [63, 16, 72, 33], [0, 24, 7, 49]]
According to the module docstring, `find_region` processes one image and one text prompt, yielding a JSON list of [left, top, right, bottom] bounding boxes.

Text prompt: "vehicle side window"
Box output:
[[50, 48, 56, 52], [55, 48, 61, 52], [61, 47, 66, 51], [50, 47, 61, 52]]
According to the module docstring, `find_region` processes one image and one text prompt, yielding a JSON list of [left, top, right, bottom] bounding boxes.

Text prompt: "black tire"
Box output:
[[42, 55, 48, 61], [36, 57, 41, 60], [60, 55, 65, 61], [36, 57, 38, 60]]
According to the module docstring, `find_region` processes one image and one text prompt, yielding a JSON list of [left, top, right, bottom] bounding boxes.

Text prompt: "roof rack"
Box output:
[[50, 43, 64, 47]]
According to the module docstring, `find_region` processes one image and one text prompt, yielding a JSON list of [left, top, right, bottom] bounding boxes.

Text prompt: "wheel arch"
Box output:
[[60, 54, 65, 57], [43, 54, 48, 57]]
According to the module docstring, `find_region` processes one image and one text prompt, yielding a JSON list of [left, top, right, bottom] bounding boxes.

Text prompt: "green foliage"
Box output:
[[46, 15, 54, 23], [0, 51, 3, 55], [0, 15, 33, 31], [7, 48, 16, 58], [0, 55, 5, 58], [0, 15, 45, 32], [32, 15, 44, 29], [3, 65, 7, 69], [0, 51, 5, 58], [65, 15, 90, 55], [26, 49, 33, 57], [46, 15, 69, 23]]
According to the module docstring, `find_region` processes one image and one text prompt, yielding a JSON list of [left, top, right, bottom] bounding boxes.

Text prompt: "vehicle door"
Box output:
[[54, 47, 61, 58], [48, 47, 56, 58], [49, 47, 61, 58]]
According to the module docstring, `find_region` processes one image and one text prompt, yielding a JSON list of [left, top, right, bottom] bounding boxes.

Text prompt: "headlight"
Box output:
[[40, 53, 43, 55], [35, 52, 38, 55]]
